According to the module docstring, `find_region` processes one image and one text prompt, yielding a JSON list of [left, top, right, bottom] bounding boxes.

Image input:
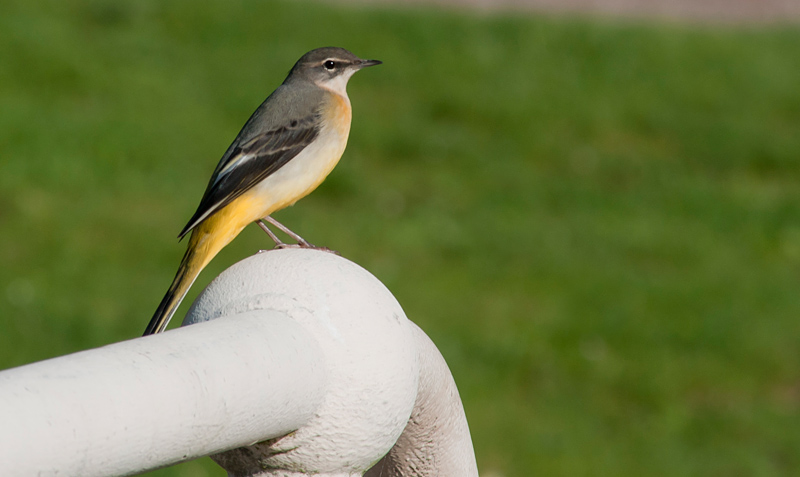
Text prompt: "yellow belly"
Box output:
[[250, 91, 352, 214]]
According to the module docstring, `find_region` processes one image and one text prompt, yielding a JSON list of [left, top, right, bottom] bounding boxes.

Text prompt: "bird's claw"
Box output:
[[272, 243, 339, 255], [309, 246, 340, 255]]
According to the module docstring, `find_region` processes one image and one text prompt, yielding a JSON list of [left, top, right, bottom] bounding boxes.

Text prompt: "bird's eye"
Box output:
[[323, 60, 336, 70]]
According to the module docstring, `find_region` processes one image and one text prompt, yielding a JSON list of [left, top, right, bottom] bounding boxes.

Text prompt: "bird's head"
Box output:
[[287, 47, 381, 95]]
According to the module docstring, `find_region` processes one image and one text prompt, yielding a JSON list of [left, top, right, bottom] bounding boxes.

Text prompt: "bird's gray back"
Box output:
[[236, 79, 326, 143]]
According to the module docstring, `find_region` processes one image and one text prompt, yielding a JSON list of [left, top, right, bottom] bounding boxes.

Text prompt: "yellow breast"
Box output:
[[245, 91, 352, 215]]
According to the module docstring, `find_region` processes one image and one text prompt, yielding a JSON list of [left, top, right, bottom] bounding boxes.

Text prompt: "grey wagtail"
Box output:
[[143, 47, 381, 336]]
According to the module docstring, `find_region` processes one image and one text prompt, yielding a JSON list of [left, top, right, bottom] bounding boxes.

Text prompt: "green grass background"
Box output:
[[2, 0, 800, 475]]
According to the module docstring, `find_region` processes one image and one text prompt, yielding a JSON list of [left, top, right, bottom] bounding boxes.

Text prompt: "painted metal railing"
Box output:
[[0, 249, 478, 476]]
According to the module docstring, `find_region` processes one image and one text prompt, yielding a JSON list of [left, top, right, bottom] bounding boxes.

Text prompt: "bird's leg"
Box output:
[[257, 219, 286, 247], [257, 216, 339, 255], [263, 216, 314, 247]]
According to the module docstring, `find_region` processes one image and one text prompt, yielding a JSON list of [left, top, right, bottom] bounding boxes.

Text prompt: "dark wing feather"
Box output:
[[178, 113, 320, 238]]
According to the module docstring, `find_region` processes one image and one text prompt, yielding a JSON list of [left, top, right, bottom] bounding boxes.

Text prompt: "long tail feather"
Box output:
[[144, 194, 263, 336], [142, 247, 203, 336]]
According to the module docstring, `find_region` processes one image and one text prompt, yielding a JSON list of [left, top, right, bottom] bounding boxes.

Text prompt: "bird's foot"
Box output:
[[274, 243, 339, 255], [309, 246, 340, 255], [256, 219, 338, 254]]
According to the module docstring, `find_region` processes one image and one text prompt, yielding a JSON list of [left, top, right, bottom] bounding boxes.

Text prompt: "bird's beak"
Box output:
[[357, 59, 382, 68]]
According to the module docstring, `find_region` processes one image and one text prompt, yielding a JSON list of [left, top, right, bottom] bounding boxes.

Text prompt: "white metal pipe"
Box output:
[[365, 322, 479, 477], [183, 249, 421, 475], [0, 310, 326, 477], [0, 249, 478, 476]]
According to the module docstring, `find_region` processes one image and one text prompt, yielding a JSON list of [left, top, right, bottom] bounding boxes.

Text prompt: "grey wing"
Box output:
[[178, 113, 320, 238]]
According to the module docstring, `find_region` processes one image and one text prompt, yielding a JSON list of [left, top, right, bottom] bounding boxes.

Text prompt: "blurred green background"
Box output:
[[2, 0, 800, 475]]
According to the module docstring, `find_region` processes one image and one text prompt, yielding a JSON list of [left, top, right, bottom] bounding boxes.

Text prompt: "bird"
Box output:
[[143, 47, 381, 336]]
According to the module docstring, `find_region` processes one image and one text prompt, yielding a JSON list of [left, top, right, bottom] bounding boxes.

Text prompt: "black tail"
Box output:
[[143, 249, 198, 336], [143, 284, 180, 336]]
